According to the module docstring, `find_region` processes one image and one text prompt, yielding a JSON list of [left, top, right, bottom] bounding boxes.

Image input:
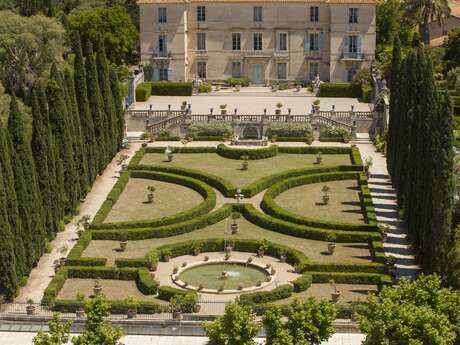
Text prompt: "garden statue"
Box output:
[[147, 185, 156, 203], [330, 279, 341, 302], [316, 152, 322, 164], [241, 155, 249, 170], [165, 146, 173, 162]]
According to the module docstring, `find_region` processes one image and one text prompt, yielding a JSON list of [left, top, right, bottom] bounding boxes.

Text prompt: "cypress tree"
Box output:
[[109, 66, 125, 149], [64, 69, 89, 197], [96, 39, 117, 159], [8, 95, 46, 265], [31, 87, 56, 237], [0, 164, 18, 300], [0, 121, 26, 280], [387, 35, 402, 178], [85, 40, 108, 173], [71, 32, 97, 184], [37, 81, 64, 228], [428, 91, 454, 275], [47, 65, 79, 214]]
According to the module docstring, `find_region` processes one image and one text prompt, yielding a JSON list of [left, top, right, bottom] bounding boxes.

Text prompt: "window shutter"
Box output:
[[344, 36, 350, 53], [319, 32, 324, 50], [153, 68, 159, 81], [357, 36, 362, 53], [305, 31, 310, 51], [168, 69, 175, 81]]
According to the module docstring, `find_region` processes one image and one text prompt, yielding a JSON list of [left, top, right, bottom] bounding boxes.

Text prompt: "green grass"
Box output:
[[178, 263, 268, 290], [104, 178, 204, 223], [140, 153, 351, 187], [83, 217, 372, 265], [275, 179, 365, 224]]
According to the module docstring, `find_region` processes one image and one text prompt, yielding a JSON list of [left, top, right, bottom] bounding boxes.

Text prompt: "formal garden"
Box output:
[[41, 143, 391, 318]]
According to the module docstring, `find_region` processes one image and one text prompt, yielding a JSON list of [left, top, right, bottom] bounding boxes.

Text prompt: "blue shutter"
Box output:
[[344, 36, 350, 53], [357, 35, 362, 55], [153, 68, 159, 81], [168, 69, 175, 81]]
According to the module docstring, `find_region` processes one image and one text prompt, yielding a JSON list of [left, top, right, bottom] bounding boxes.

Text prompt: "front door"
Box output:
[[251, 64, 264, 84]]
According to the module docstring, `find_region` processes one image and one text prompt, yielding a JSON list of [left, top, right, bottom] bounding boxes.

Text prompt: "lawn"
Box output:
[[275, 179, 365, 224], [83, 218, 372, 265], [140, 153, 351, 187], [57, 279, 154, 301], [104, 178, 204, 223]]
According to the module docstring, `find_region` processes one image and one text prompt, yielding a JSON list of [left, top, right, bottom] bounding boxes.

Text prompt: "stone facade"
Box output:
[[138, 0, 376, 83]]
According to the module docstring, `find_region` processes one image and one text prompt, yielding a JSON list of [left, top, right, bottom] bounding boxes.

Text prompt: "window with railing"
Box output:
[[253, 33, 262, 50], [158, 7, 167, 23], [158, 35, 167, 56], [253, 6, 263, 22], [344, 35, 362, 58], [349, 8, 358, 23], [197, 6, 205, 22], [197, 32, 206, 50], [310, 6, 319, 22], [232, 33, 241, 51]]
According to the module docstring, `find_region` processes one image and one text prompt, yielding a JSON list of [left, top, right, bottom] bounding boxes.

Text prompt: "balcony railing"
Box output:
[[342, 51, 364, 60], [152, 50, 172, 59]]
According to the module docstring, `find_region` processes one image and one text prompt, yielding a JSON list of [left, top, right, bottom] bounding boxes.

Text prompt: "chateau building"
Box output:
[[138, 0, 376, 83]]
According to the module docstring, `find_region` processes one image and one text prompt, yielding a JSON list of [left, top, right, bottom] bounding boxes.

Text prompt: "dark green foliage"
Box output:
[[84, 41, 108, 174], [319, 83, 357, 97], [135, 82, 151, 101], [109, 66, 125, 149], [151, 82, 193, 96], [216, 143, 279, 160]]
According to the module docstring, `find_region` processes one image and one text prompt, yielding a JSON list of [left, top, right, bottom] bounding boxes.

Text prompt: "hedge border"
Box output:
[[261, 171, 377, 231], [90, 170, 216, 230], [216, 144, 279, 160]]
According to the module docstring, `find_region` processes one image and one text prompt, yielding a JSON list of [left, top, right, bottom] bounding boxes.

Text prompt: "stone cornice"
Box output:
[[138, 0, 375, 4]]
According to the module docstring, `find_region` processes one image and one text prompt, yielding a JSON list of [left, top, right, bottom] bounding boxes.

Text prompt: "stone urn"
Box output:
[[26, 304, 36, 316], [59, 257, 66, 267], [120, 240, 128, 252], [280, 254, 287, 263], [331, 290, 341, 303], [172, 310, 182, 320], [323, 195, 330, 205], [127, 309, 137, 319], [93, 280, 103, 296], [231, 223, 239, 234], [328, 242, 336, 255], [76, 307, 85, 318]]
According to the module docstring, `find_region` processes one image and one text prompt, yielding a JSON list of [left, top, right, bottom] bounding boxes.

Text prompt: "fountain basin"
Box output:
[[173, 259, 275, 294]]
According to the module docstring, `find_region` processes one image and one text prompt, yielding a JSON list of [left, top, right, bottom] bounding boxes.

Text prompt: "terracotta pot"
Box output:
[[26, 305, 36, 315], [93, 285, 103, 296], [323, 195, 330, 205], [331, 291, 341, 303], [120, 240, 128, 251]]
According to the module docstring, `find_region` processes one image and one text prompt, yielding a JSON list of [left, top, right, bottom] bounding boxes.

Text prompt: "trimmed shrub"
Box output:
[[145, 146, 217, 154], [308, 271, 392, 289], [216, 144, 278, 160], [198, 82, 212, 93], [158, 286, 197, 301], [128, 148, 146, 169], [151, 82, 193, 96], [269, 123, 313, 144], [319, 83, 356, 98], [278, 146, 351, 154], [135, 83, 152, 101], [350, 145, 363, 166], [298, 262, 386, 274], [261, 171, 377, 231], [225, 77, 249, 86], [292, 274, 312, 292], [188, 122, 232, 139], [66, 232, 107, 266], [239, 284, 294, 305], [53, 299, 165, 314], [42, 269, 69, 306], [361, 85, 372, 103], [320, 128, 351, 143]]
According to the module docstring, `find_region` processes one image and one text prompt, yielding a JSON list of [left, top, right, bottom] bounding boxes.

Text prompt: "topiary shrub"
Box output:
[[225, 77, 249, 86], [268, 123, 313, 144], [188, 122, 232, 139], [135, 82, 152, 101], [151, 82, 193, 96], [319, 83, 356, 98], [320, 128, 351, 143], [198, 82, 213, 93]]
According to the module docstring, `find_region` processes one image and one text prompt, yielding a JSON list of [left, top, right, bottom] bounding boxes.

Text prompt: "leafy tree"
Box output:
[[33, 313, 72, 345], [203, 302, 260, 345], [285, 298, 336, 345], [448, 225, 460, 288], [71, 31, 97, 183], [72, 294, 124, 345], [0, 11, 65, 93], [263, 306, 294, 345], [403, 0, 450, 44], [84, 40, 107, 174], [359, 275, 460, 344], [68, 6, 138, 64], [443, 28, 460, 71]]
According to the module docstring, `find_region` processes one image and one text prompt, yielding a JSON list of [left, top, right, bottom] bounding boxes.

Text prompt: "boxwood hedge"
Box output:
[[216, 144, 279, 160]]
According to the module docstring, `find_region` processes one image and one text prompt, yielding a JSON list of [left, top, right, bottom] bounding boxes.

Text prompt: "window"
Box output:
[[232, 33, 241, 51], [349, 8, 358, 23], [346, 67, 356, 82], [277, 32, 287, 51], [253, 33, 262, 50], [197, 6, 205, 21], [348, 35, 358, 52], [277, 63, 287, 80], [309, 62, 319, 80], [309, 32, 319, 51], [232, 61, 241, 78], [253, 6, 263, 22], [158, 35, 167, 56], [197, 32, 206, 50], [197, 61, 206, 78], [159, 68, 168, 81], [310, 6, 319, 22], [158, 7, 167, 23]]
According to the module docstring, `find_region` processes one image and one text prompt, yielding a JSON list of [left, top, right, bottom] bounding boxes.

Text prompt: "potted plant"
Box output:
[[124, 297, 139, 319], [313, 99, 321, 112], [173, 265, 179, 274], [239, 155, 249, 171], [26, 299, 36, 315], [237, 284, 243, 290], [76, 223, 84, 238], [246, 257, 253, 265], [93, 279, 103, 295], [81, 215, 91, 231], [204, 255, 209, 262], [256, 280, 262, 287], [119, 236, 128, 252], [279, 249, 287, 263], [218, 285, 224, 293], [330, 279, 341, 303], [146, 185, 155, 204], [231, 212, 240, 234], [182, 262, 187, 267], [170, 297, 183, 320], [265, 263, 271, 269], [198, 284, 204, 291], [162, 249, 172, 262], [316, 152, 322, 164], [326, 233, 337, 254], [364, 156, 373, 177], [181, 101, 187, 111], [322, 185, 330, 205], [386, 255, 397, 278], [76, 293, 85, 317], [270, 267, 276, 275], [378, 224, 390, 241], [165, 146, 174, 162], [257, 239, 268, 257], [192, 243, 201, 256], [220, 104, 227, 115], [275, 102, 283, 115], [59, 257, 66, 267]]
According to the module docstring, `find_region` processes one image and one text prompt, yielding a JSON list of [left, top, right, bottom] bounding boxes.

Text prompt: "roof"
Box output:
[[138, 0, 375, 4]]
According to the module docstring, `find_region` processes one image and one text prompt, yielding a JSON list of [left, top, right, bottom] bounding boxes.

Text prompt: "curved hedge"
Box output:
[[66, 231, 107, 266], [216, 144, 279, 160], [91, 170, 216, 229], [91, 204, 233, 240], [241, 204, 380, 243], [261, 171, 377, 231], [145, 146, 217, 154]]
